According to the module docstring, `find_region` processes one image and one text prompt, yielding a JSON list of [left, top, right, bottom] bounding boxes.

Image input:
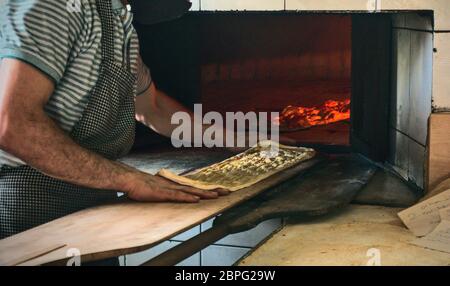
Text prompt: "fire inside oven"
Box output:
[[199, 14, 352, 147]]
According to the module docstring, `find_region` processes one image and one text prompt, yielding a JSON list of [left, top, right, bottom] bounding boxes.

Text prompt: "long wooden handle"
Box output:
[[1, 244, 66, 266], [142, 225, 229, 266]]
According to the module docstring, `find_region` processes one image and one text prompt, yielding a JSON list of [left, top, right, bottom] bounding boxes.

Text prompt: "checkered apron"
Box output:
[[0, 0, 137, 239]]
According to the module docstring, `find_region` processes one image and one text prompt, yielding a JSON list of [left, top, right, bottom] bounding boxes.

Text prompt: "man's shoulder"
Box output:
[[65, 0, 99, 16], [0, 0, 101, 83], [0, 0, 97, 25], [3, 0, 98, 20]]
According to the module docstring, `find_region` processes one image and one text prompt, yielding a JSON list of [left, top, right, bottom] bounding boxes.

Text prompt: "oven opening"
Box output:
[[200, 14, 352, 147], [135, 11, 433, 190]]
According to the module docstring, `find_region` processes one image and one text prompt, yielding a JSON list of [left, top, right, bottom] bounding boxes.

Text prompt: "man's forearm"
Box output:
[[0, 59, 135, 192], [136, 84, 227, 145], [0, 108, 135, 192]]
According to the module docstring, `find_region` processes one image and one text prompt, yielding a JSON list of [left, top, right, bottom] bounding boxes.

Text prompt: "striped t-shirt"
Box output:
[[0, 0, 151, 167]]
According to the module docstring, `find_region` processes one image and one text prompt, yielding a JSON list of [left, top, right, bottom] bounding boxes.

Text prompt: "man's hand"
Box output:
[[125, 171, 229, 203]]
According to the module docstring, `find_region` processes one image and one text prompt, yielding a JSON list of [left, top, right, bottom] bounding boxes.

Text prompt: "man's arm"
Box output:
[[135, 83, 295, 149], [0, 59, 220, 202], [135, 83, 198, 139]]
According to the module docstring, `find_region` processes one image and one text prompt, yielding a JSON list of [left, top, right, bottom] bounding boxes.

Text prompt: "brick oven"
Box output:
[[135, 1, 449, 191]]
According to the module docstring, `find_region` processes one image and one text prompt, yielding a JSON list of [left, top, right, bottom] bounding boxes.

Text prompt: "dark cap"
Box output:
[[129, 0, 192, 25]]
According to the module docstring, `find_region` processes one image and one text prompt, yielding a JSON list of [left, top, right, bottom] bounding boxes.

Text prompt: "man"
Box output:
[[0, 0, 228, 239]]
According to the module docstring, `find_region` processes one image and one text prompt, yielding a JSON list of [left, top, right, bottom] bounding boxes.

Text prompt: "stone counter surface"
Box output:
[[238, 205, 450, 266]]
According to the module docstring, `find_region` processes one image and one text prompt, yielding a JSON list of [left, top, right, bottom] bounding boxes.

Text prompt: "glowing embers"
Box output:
[[276, 99, 351, 131]]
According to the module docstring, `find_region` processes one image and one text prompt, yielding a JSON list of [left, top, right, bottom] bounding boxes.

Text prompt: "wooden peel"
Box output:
[[0, 243, 66, 266], [0, 155, 322, 266]]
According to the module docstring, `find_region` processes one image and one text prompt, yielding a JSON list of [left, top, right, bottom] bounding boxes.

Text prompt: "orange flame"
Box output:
[[276, 99, 350, 129]]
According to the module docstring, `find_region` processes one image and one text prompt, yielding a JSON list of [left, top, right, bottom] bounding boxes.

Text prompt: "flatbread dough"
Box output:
[[157, 140, 316, 191]]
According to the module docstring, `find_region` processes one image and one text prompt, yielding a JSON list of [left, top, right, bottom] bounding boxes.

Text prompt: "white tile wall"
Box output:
[[201, 245, 251, 266], [201, 0, 284, 11], [190, 0, 201, 11], [124, 218, 281, 266], [118, 256, 126, 266], [171, 226, 201, 241], [125, 241, 200, 266], [286, 0, 370, 11], [433, 33, 450, 111], [201, 218, 282, 248]]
